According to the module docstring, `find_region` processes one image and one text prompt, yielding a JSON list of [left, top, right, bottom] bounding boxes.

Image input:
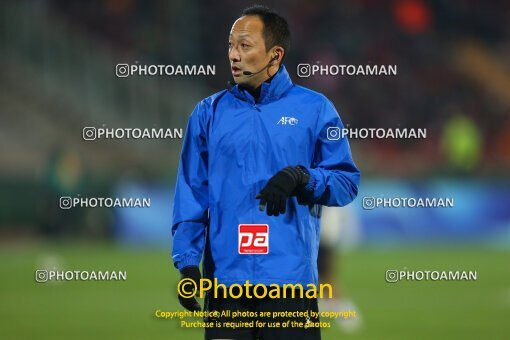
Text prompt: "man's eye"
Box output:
[[241, 43, 250, 48]]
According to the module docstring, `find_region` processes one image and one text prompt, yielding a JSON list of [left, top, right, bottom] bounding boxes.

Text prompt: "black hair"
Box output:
[[241, 5, 291, 61]]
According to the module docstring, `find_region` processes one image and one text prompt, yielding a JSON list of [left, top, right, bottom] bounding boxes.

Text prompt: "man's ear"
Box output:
[[271, 46, 285, 65]]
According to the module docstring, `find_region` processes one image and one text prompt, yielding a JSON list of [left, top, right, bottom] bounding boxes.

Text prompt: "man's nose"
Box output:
[[229, 47, 240, 62]]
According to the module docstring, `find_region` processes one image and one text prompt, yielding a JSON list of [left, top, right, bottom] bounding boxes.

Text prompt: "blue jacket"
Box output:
[[172, 65, 360, 286]]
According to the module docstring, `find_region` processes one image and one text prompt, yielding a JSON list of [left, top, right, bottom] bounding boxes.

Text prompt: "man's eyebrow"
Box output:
[[229, 33, 253, 39]]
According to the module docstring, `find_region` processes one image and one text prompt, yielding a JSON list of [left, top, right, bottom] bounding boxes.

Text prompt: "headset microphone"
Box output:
[[242, 55, 278, 76]]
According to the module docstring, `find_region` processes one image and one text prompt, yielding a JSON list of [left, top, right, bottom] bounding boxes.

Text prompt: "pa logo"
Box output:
[[238, 224, 269, 254]]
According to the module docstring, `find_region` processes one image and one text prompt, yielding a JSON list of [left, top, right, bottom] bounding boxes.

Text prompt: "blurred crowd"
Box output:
[[45, 0, 510, 177]]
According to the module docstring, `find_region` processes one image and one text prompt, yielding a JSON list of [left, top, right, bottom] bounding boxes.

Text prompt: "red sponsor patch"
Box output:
[[238, 224, 269, 254]]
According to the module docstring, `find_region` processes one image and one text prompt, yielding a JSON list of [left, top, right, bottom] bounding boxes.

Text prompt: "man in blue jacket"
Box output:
[[172, 5, 360, 339]]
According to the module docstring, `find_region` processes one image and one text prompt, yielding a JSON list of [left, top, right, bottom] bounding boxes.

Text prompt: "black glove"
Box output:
[[178, 266, 202, 312], [256, 166, 310, 216]]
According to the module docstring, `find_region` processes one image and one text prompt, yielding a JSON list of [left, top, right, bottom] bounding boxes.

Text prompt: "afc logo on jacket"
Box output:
[[276, 116, 299, 125], [238, 224, 269, 254]]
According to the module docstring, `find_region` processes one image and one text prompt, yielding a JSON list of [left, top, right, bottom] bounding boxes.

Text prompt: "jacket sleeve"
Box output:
[[301, 98, 360, 206], [171, 102, 209, 270]]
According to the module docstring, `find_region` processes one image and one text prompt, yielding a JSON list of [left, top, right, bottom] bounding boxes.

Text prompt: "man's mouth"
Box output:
[[231, 66, 242, 77]]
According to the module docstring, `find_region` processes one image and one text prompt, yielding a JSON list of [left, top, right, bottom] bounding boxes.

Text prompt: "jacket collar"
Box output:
[[229, 65, 294, 105]]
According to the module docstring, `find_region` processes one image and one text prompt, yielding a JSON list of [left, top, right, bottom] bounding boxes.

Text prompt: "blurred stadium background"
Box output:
[[1, 0, 509, 339]]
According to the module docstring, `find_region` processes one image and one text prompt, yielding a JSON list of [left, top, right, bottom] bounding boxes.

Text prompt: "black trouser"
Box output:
[[204, 288, 321, 340]]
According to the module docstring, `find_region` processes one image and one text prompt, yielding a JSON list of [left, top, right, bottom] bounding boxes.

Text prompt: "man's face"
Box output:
[[229, 15, 274, 88]]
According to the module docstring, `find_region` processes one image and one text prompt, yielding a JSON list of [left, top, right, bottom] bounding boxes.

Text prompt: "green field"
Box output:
[[1, 242, 509, 339]]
